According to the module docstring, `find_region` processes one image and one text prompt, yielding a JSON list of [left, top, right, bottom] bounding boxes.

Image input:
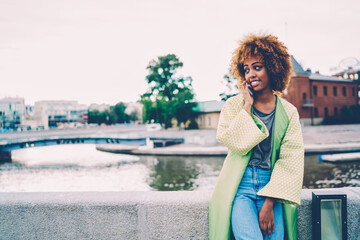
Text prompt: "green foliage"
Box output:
[[322, 105, 360, 125], [110, 102, 128, 123], [141, 54, 196, 128], [88, 109, 110, 125], [145, 54, 187, 101], [88, 102, 138, 125], [128, 110, 139, 122], [219, 68, 239, 101], [187, 119, 199, 130]]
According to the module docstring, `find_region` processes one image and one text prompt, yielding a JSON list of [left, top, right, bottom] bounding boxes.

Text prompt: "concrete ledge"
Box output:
[[0, 188, 359, 240], [305, 143, 360, 154], [96, 142, 360, 157]]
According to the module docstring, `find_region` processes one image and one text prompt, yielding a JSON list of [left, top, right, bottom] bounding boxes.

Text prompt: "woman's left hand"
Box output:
[[259, 197, 275, 238]]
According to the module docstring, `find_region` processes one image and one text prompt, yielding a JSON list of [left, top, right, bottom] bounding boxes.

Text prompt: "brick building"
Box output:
[[283, 57, 358, 125]]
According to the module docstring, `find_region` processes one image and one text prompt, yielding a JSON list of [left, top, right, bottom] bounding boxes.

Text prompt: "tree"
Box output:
[[141, 54, 195, 128], [322, 104, 360, 125], [128, 109, 139, 122], [109, 102, 128, 123], [88, 102, 130, 125], [173, 87, 196, 126], [219, 68, 239, 101], [88, 109, 110, 125]]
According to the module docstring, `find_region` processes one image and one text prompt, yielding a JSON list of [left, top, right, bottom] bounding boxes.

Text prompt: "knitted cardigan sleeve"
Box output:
[[216, 96, 269, 156]]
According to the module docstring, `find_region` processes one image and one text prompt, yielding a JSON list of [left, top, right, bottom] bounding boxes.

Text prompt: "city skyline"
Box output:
[[1, 0, 359, 105]]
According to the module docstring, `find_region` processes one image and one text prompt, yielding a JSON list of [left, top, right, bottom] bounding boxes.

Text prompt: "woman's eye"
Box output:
[[244, 69, 249, 73], [254, 66, 262, 70]]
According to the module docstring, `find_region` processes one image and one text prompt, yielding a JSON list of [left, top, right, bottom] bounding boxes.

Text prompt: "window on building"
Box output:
[[313, 86, 317, 96], [343, 87, 346, 96], [324, 107, 328, 117], [355, 73, 359, 80], [352, 87, 356, 97], [199, 117, 202, 126], [323, 86, 327, 96], [208, 117, 211, 126], [302, 93, 307, 100], [334, 107, 338, 116], [314, 108, 318, 118], [333, 86, 337, 96]]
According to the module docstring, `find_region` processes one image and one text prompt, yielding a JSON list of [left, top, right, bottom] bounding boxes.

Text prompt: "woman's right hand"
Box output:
[[240, 81, 254, 114]]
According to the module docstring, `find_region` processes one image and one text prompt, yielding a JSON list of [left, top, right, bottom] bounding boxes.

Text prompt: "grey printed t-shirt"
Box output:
[[248, 106, 276, 170]]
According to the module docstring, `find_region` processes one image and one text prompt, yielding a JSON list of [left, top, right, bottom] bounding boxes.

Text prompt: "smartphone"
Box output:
[[246, 82, 254, 96]]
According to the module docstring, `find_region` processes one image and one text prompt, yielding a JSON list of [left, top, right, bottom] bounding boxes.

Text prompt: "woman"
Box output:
[[209, 33, 304, 240]]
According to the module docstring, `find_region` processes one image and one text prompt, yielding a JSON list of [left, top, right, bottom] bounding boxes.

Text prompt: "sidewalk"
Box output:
[[98, 124, 360, 155]]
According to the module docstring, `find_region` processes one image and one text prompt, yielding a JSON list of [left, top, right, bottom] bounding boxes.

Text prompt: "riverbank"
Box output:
[[1, 188, 359, 240], [96, 142, 360, 156], [97, 124, 360, 156]]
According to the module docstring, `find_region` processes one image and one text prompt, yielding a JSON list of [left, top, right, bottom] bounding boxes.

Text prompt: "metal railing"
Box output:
[[302, 99, 314, 107]]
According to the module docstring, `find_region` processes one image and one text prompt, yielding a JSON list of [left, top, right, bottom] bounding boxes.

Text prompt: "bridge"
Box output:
[[0, 125, 184, 163]]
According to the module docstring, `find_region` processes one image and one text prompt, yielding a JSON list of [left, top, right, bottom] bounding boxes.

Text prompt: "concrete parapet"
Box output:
[[0, 188, 359, 240]]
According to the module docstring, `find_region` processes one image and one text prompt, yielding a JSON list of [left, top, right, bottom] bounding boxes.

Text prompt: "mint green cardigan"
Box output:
[[209, 94, 304, 240]]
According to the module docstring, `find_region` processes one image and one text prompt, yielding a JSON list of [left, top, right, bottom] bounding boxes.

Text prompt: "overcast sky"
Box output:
[[1, 0, 359, 106]]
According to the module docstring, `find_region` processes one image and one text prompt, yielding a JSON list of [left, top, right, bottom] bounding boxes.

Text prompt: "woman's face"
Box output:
[[243, 56, 271, 93]]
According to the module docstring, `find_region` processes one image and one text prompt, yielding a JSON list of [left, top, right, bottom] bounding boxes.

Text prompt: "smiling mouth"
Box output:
[[250, 80, 260, 87]]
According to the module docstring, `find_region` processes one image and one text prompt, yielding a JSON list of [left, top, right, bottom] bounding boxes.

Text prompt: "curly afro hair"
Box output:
[[231, 33, 292, 94]]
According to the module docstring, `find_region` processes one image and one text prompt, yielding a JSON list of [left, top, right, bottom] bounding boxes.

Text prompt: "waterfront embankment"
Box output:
[[0, 188, 359, 240], [97, 124, 360, 156]]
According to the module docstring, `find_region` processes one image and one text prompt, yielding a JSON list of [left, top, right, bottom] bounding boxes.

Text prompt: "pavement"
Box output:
[[2, 123, 359, 155], [97, 124, 360, 155]]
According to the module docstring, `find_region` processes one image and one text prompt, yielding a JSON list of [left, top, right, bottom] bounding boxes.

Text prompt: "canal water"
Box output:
[[0, 144, 359, 192]]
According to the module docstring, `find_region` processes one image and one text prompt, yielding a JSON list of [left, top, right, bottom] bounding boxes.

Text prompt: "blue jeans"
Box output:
[[231, 166, 284, 240]]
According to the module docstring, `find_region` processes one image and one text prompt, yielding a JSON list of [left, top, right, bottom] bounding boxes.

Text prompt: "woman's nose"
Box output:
[[248, 69, 256, 78]]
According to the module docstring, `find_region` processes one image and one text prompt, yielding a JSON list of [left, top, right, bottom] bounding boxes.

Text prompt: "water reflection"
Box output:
[[141, 156, 223, 191], [147, 156, 199, 191], [303, 154, 360, 189], [0, 145, 359, 192], [0, 145, 151, 192], [144, 154, 360, 191]]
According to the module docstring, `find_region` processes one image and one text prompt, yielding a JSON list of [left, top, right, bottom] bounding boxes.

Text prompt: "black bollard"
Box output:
[[0, 151, 11, 164]]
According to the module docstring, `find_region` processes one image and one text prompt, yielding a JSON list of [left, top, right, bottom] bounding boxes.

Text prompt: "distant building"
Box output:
[[283, 56, 359, 125], [333, 66, 360, 82], [0, 97, 26, 129], [88, 103, 110, 112], [34, 100, 88, 129], [333, 66, 360, 102], [193, 100, 224, 129]]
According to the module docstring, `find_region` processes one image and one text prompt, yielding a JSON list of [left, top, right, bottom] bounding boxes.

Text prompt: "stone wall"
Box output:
[[0, 188, 359, 240]]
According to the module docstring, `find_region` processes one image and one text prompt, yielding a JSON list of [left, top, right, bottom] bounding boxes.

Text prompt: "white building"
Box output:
[[88, 103, 110, 112], [0, 97, 26, 129], [34, 100, 88, 129]]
